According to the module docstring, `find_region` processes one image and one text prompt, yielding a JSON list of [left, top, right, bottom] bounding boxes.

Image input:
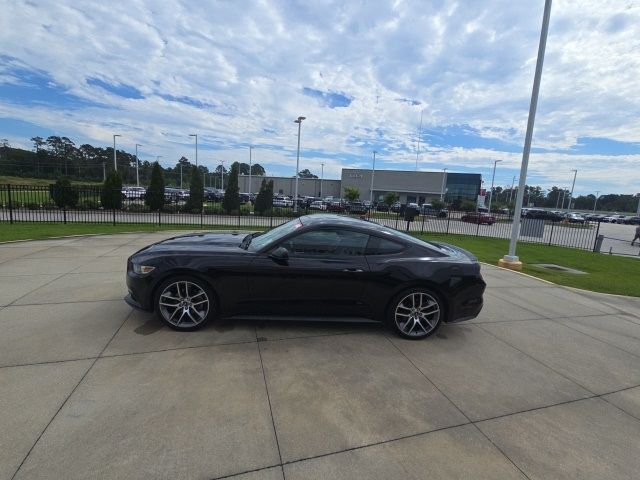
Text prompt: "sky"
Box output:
[[1, 0, 639, 196]]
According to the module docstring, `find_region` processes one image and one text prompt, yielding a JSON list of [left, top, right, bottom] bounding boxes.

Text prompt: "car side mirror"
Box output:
[[269, 246, 289, 264]]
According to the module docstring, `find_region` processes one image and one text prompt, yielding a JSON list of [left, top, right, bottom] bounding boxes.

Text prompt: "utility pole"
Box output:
[[487, 160, 502, 213], [369, 151, 376, 204], [567, 169, 577, 211], [415, 109, 423, 171], [135, 143, 142, 187], [320, 162, 325, 198], [248, 145, 253, 194], [293, 116, 306, 213], [112, 134, 121, 170], [593, 191, 600, 213], [440, 168, 447, 202]]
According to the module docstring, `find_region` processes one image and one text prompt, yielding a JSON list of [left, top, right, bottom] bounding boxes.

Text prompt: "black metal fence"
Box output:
[[0, 184, 602, 252]]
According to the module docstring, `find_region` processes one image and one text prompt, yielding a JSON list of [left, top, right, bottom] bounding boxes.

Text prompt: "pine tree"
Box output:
[[101, 169, 123, 210], [186, 165, 203, 212], [222, 162, 240, 213], [145, 162, 165, 211]]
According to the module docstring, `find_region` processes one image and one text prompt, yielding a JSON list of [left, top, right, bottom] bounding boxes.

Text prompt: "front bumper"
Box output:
[[125, 269, 155, 312]]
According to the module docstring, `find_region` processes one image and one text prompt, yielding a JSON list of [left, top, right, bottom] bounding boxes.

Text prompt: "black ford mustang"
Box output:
[[125, 215, 485, 339]]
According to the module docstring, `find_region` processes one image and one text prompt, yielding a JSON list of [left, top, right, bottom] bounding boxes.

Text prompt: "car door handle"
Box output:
[[342, 268, 364, 273]]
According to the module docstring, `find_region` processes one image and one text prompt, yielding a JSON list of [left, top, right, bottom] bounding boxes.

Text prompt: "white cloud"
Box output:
[[0, 0, 639, 195]]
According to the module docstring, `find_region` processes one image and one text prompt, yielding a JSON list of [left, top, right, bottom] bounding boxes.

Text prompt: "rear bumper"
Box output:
[[446, 278, 486, 323]]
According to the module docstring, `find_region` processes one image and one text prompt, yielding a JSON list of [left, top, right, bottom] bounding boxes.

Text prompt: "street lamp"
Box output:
[[487, 160, 502, 213], [320, 162, 325, 198], [112, 134, 121, 170], [508, 176, 516, 204], [293, 116, 306, 212], [248, 145, 253, 195], [369, 151, 377, 204], [440, 168, 448, 202], [567, 169, 577, 211], [500, 0, 552, 271], [593, 191, 600, 213], [220, 160, 225, 190], [135, 144, 142, 187], [189, 134, 198, 166]]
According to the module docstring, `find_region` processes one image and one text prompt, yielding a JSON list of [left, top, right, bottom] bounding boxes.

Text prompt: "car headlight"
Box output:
[[132, 264, 155, 275]]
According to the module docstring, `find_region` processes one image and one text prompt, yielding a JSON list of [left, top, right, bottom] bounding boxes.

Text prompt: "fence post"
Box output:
[[201, 208, 204, 229], [548, 220, 555, 246], [7, 184, 14, 224], [446, 213, 451, 235], [158, 209, 161, 227], [420, 213, 426, 233], [476, 218, 481, 236], [63, 206, 67, 224], [270, 209, 273, 228], [112, 207, 116, 226], [237, 209, 241, 228], [592, 221, 602, 252], [395, 210, 399, 230]]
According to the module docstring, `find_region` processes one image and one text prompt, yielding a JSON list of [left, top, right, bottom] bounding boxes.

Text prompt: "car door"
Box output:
[[247, 227, 372, 318]]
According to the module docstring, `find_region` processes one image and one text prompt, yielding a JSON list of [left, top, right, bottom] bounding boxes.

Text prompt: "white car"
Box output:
[[273, 197, 293, 207], [122, 187, 146, 199], [602, 214, 626, 223], [309, 200, 327, 210]]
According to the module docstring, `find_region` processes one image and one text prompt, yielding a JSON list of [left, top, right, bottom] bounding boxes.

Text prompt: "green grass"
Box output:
[[0, 176, 101, 186], [0, 223, 637, 297], [417, 233, 640, 297], [0, 223, 260, 243]]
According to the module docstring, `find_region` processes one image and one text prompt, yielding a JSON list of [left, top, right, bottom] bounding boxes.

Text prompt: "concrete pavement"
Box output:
[[1, 232, 640, 479]]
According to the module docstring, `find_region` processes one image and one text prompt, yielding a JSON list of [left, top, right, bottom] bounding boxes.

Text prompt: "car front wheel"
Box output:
[[389, 288, 443, 339], [154, 276, 215, 331]]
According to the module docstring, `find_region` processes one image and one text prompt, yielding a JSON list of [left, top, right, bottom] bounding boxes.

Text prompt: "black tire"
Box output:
[[388, 287, 444, 340], [154, 275, 215, 331]]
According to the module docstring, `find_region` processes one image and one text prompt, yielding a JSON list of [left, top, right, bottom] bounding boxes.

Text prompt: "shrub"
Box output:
[[185, 166, 203, 211], [49, 177, 79, 208], [145, 162, 165, 211], [101, 170, 123, 210], [255, 179, 274, 215], [222, 162, 240, 213], [343, 186, 360, 202], [383, 191, 399, 206]]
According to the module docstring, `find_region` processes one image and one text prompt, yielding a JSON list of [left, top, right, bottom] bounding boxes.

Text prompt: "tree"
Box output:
[[222, 162, 240, 212], [30, 136, 45, 152], [185, 165, 203, 211], [459, 199, 476, 212], [255, 179, 274, 215], [383, 192, 399, 206], [49, 177, 78, 208], [343, 186, 360, 201], [145, 162, 165, 211], [298, 169, 318, 178], [430, 199, 445, 211], [251, 164, 266, 176], [101, 169, 123, 209]]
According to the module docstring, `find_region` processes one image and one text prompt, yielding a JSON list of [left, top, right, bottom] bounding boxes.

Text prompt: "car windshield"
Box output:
[[246, 218, 303, 252]]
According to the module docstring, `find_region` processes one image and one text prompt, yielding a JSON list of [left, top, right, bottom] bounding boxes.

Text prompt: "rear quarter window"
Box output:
[[366, 236, 405, 255]]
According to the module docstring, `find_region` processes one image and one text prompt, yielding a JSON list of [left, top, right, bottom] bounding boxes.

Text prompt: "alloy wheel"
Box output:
[[158, 280, 210, 328], [394, 292, 440, 337]]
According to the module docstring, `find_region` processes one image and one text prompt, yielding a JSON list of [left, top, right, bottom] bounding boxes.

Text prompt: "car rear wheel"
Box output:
[[389, 288, 443, 339], [155, 276, 214, 331]]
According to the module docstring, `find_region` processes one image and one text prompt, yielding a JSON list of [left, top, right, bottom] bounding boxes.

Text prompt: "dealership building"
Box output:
[[238, 169, 481, 204]]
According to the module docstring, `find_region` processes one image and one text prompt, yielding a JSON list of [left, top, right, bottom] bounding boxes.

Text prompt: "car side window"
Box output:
[[281, 229, 369, 257], [366, 236, 405, 255]]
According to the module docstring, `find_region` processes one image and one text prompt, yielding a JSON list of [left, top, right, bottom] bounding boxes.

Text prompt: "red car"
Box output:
[[461, 212, 496, 225]]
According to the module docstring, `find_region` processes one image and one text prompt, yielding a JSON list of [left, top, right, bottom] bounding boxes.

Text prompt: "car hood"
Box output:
[[134, 232, 249, 256]]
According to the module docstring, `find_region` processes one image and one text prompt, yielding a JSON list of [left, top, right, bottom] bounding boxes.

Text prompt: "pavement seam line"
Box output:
[[474, 323, 599, 396], [556, 318, 640, 361], [384, 334, 533, 480], [9, 308, 133, 480], [255, 326, 286, 480]]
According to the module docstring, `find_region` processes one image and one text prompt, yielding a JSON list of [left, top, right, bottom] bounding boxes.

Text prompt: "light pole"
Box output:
[[320, 162, 325, 198], [488, 160, 502, 213], [180, 163, 183, 189], [135, 143, 142, 187], [293, 116, 306, 213], [567, 169, 577, 211], [508, 176, 516, 204], [220, 160, 225, 190], [112, 134, 121, 170], [188, 134, 198, 167], [559, 188, 567, 210], [501, 0, 552, 270], [369, 151, 377, 204], [593, 191, 600, 213], [440, 168, 447, 202], [416, 109, 423, 171], [248, 145, 253, 194]]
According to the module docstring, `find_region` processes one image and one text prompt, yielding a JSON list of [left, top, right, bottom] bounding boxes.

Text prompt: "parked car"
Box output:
[[348, 201, 368, 214], [390, 202, 401, 213], [524, 209, 563, 222], [164, 187, 182, 203], [623, 216, 640, 225], [375, 202, 389, 212], [309, 200, 327, 211], [125, 214, 486, 339], [273, 197, 293, 207], [327, 200, 348, 212], [460, 212, 496, 225], [421, 203, 448, 218], [602, 214, 626, 223], [565, 213, 586, 224], [122, 186, 146, 200], [584, 214, 604, 221]]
